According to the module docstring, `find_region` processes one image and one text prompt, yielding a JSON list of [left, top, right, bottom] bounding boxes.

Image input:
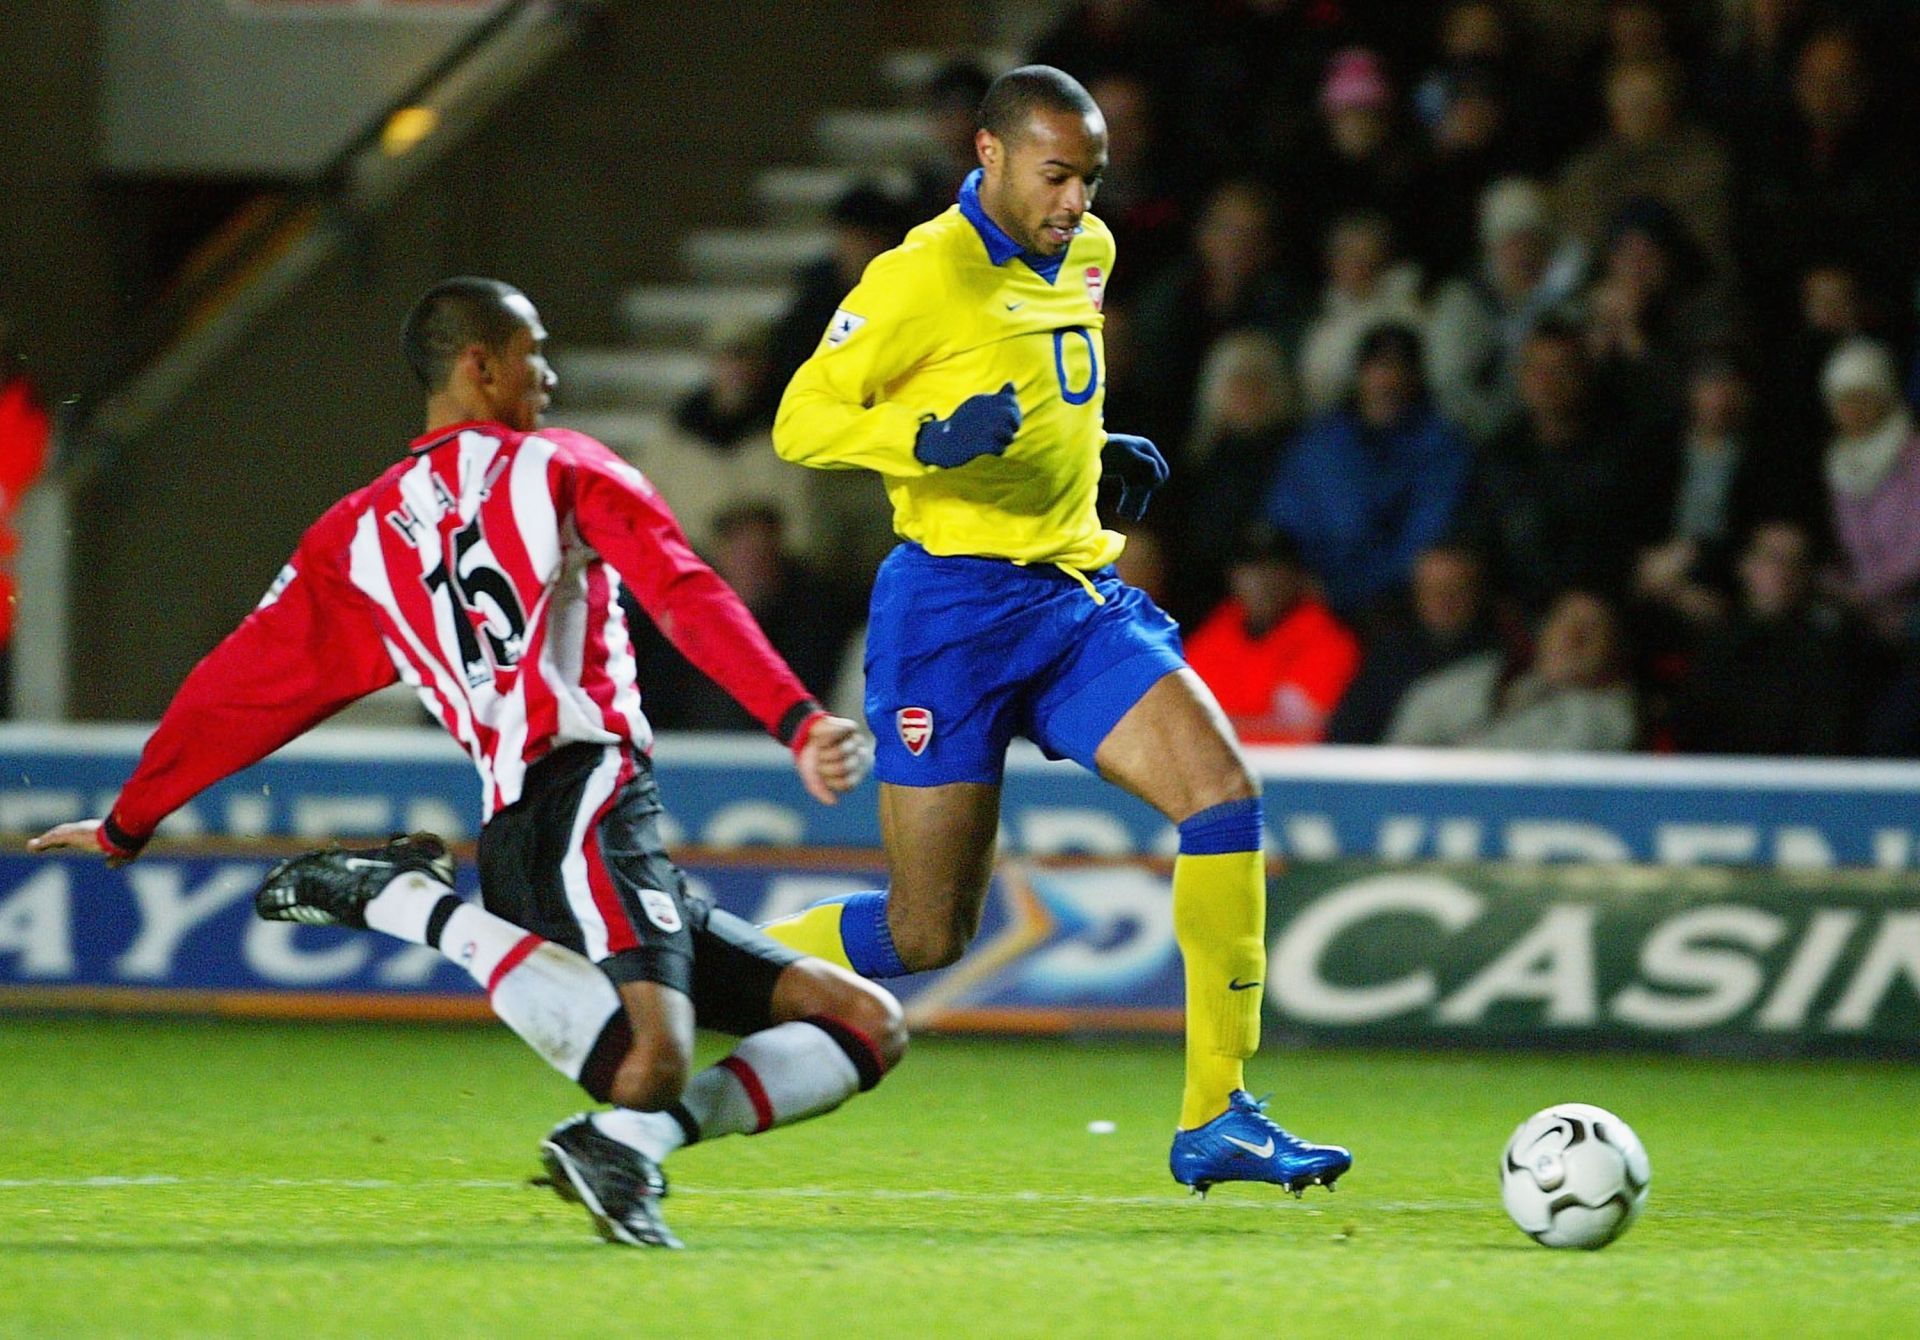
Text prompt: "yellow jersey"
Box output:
[[773, 174, 1121, 571]]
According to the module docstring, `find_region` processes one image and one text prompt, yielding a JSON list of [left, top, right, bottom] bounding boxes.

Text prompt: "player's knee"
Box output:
[[889, 912, 972, 972], [607, 1033, 691, 1111], [783, 960, 910, 1071], [1188, 757, 1261, 816], [839, 978, 908, 1070]]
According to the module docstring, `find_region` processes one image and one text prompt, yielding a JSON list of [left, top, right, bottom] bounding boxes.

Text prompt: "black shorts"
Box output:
[[476, 742, 803, 1036]]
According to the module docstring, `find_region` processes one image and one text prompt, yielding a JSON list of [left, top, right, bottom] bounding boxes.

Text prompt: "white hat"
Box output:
[[1822, 337, 1900, 404], [1479, 178, 1551, 245]]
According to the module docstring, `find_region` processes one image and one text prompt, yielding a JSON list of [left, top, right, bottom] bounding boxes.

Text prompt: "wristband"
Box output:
[[777, 699, 828, 750], [98, 813, 148, 860]]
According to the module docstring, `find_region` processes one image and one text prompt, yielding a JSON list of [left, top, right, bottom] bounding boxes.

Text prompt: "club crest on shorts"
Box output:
[[897, 707, 934, 756], [638, 887, 683, 934], [1084, 266, 1105, 311]]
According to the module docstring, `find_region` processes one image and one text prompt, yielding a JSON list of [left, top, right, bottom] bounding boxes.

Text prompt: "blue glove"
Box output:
[[915, 384, 1022, 469], [1101, 433, 1168, 520]]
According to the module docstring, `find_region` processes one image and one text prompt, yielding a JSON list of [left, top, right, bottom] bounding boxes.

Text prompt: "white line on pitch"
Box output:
[[2, 1178, 1914, 1226]]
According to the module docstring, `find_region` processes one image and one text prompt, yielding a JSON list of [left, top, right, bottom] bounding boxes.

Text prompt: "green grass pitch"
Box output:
[[2, 1017, 1918, 1338]]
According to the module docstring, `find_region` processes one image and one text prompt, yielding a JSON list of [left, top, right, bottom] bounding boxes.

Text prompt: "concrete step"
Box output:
[[755, 163, 913, 225], [544, 407, 670, 453], [620, 283, 790, 341], [679, 226, 832, 285], [553, 346, 704, 411], [814, 108, 936, 167], [878, 46, 1022, 96]]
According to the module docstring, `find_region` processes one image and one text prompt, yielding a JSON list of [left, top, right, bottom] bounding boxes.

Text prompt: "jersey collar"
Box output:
[[957, 169, 1070, 283], [408, 419, 502, 456]]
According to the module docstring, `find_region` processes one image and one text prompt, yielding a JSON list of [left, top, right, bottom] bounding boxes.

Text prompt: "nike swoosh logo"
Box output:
[[1228, 978, 1261, 991], [1223, 1134, 1275, 1158], [1005, 302, 1023, 311]]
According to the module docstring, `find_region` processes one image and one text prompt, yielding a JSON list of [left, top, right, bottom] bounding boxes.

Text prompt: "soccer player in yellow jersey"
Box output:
[[764, 65, 1350, 1196]]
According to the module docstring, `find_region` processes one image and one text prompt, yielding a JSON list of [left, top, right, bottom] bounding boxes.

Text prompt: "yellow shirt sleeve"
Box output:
[[772, 245, 948, 477]]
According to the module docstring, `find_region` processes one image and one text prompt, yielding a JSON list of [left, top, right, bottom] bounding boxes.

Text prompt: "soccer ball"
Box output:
[[1500, 1103, 1651, 1250]]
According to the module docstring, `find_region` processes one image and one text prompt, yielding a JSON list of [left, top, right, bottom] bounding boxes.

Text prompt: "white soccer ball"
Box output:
[[1500, 1103, 1651, 1250]]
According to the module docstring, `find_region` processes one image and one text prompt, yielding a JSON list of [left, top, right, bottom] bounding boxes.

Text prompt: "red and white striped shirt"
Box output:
[[103, 421, 817, 850]]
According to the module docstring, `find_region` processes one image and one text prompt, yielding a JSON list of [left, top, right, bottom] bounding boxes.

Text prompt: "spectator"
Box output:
[[1413, 3, 1529, 135], [1671, 519, 1860, 755], [1184, 528, 1360, 745], [1135, 178, 1307, 448], [1386, 588, 1638, 751], [1563, 0, 1703, 174], [907, 59, 994, 224], [1111, 519, 1174, 612], [1096, 297, 1156, 461], [1296, 209, 1425, 412], [1328, 542, 1506, 744], [1185, 0, 1362, 181], [765, 183, 913, 394], [672, 318, 772, 452], [1766, 257, 1885, 479], [1467, 319, 1653, 612], [1651, 347, 1797, 572], [1030, 0, 1190, 95], [1413, 64, 1532, 278], [630, 504, 860, 732], [1266, 323, 1472, 618], [1426, 177, 1587, 442], [1737, 26, 1920, 321], [1084, 71, 1188, 283], [1557, 56, 1735, 273], [1583, 196, 1737, 433], [1703, 0, 1820, 139], [0, 313, 49, 712], [626, 321, 803, 558], [1822, 338, 1920, 643], [1630, 348, 1806, 728], [1416, 0, 1585, 167], [1280, 48, 1426, 257], [1163, 328, 1299, 621], [1635, 348, 1800, 613]]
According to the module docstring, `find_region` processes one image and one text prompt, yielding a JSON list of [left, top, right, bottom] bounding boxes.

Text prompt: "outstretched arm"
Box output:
[[31, 520, 397, 861]]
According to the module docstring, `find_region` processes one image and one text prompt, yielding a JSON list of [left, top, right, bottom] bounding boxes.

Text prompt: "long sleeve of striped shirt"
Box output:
[[101, 422, 820, 854], [102, 501, 398, 853]]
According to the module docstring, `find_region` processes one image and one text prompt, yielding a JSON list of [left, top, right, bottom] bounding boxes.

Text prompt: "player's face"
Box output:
[[481, 296, 556, 432], [978, 108, 1107, 257]]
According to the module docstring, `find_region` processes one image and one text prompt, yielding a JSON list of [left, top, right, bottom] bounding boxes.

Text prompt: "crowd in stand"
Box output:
[[632, 0, 1920, 759]]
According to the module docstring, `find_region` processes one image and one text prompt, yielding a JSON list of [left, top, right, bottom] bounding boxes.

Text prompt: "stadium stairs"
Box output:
[[548, 50, 1015, 455]]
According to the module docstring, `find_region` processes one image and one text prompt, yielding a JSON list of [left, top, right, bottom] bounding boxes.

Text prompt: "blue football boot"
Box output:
[[1170, 1091, 1353, 1198]]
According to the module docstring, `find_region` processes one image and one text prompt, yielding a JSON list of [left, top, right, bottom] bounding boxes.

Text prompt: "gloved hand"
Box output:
[[1101, 433, 1168, 520], [915, 384, 1022, 469]]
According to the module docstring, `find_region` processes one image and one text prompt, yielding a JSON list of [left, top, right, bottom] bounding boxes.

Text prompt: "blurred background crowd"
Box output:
[[627, 0, 1920, 762]]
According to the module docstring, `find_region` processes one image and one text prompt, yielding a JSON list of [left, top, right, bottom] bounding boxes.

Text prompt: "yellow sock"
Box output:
[[1172, 848, 1266, 1129], [758, 901, 854, 971]]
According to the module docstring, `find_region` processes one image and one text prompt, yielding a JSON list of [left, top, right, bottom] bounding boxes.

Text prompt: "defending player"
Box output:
[[760, 67, 1349, 1196], [29, 278, 905, 1247]]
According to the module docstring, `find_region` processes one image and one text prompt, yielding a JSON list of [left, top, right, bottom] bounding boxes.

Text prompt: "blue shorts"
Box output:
[[864, 543, 1187, 786]]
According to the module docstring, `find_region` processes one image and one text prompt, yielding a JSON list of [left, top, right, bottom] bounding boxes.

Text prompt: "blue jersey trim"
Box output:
[[957, 169, 1070, 284]]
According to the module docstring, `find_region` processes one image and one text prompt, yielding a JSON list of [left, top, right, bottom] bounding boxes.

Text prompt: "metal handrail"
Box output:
[[60, 0, 606, 470]]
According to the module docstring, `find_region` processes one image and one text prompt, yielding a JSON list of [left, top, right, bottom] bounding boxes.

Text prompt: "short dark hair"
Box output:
[[979, 64, 1100, 143], [401, 277, 528, 391]]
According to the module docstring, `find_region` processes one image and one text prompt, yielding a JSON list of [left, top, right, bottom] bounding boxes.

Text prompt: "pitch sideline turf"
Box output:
[[1, 1017, 1916, 1338]]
